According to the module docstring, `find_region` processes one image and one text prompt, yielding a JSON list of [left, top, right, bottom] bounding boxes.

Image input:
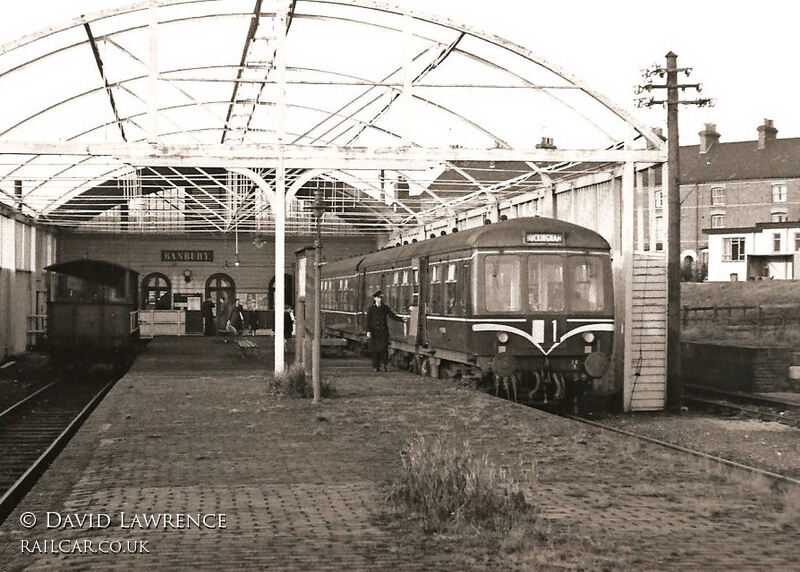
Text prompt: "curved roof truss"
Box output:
[[0, 0, 664, 234]]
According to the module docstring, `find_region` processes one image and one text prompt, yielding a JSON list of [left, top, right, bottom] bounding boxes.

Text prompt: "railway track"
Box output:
[[0, 376, 117, 524], [565, 413, 800, 488], [682, 383, 800, 428]]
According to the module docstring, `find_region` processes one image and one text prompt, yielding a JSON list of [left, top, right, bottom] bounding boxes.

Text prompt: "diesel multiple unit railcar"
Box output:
[[320, 217, 614, 410], [45, 259, 140, 368]]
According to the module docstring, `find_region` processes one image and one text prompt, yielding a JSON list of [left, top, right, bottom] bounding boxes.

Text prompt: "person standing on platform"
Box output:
[[202, 298, 216, 335], [366, 290, 405, 372], [283, 305, 294, 339], [231, 298, 245, 335]]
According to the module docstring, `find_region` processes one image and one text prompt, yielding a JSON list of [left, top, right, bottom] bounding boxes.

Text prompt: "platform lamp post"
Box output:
[[636, 52, 713, 410], [310, 187, 326, 403]]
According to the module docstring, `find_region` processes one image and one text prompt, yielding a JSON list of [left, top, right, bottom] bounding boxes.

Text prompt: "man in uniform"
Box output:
[[366, 290, 405, 372]]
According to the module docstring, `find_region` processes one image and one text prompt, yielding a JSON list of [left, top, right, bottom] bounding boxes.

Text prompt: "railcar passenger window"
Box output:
[[528, 256, 564, 311], [484, 255, 520, 312], [569, 256, 605, 311], [429, 265, 442, 314], [444, 263, 457, 315]]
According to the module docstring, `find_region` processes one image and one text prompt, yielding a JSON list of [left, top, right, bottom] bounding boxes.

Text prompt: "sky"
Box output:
[[0, 0, 796, 145]]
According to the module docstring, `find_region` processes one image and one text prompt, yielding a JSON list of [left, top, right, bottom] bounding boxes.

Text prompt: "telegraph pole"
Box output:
[[636, 52, 712, 410]]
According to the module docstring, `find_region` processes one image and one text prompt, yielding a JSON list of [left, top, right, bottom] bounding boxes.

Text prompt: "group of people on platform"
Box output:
[[201, 296, 294, 340], [199, 289, 403, 371]]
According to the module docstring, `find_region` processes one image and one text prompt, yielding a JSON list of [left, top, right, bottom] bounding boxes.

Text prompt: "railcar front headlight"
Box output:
[[581, 332, 595, 343], [496, 332, 509, 343]]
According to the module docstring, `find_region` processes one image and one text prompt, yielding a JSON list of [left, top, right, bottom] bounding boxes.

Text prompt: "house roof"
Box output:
[[680, 137, 800, 184]]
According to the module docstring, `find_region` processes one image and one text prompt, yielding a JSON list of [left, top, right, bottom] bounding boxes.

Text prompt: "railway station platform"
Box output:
[[0, 337, 797, 570]]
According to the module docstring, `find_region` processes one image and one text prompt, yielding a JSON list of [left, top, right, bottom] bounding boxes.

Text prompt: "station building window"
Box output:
[[772, 183, 787, 203], [795, 233, 800, 251], [205, 273, 235, 309], [141, 272, 171, 309], [710, 214, 725, 229], [773, 233, 782, 252], [771, 212, 788, 222], [711, 187, 725, 206], [722, 237, 745, 261]]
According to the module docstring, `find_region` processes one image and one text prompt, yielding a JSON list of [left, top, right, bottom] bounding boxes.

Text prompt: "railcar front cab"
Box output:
[[472, 231, 613, 406]]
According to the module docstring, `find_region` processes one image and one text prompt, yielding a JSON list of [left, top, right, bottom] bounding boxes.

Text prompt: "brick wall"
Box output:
[[682, 342, 790, 392]]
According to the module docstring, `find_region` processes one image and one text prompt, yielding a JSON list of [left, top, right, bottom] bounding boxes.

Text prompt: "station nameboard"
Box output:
[[161, 250, 214, 262], [525, 232, 564, 244]]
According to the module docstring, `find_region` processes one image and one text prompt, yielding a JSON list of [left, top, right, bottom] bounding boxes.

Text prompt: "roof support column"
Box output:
[[272, 0, 290, 372], [147, 0, 159, 142], [230, 168, 284, 373]]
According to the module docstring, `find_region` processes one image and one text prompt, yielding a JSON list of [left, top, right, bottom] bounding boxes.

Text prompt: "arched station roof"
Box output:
[[0, 0, 664, 234]]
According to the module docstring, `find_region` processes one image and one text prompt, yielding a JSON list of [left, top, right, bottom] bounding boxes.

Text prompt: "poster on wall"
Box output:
[[245, 293, 257, 310], [255, 293, 269, 310]]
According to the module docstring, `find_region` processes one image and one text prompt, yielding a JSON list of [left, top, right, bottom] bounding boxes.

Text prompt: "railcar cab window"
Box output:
[[485, 255, 521, 312], [569, 256, 605, 311], [528, 256, 564, 311]]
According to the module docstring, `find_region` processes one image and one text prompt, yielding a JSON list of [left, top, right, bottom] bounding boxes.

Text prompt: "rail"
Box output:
[[565, 414, 800, 488]]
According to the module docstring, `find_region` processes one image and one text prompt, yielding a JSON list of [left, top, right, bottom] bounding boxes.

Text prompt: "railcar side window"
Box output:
[[484, 255, 520, 312], [569, 256, 605, 311], [429, 264, 442, 314], [444, 263, 457, 315], [528, 256, 564, 311]]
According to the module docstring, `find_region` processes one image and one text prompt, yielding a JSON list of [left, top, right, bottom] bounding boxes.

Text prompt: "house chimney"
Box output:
[[757, 118, 777, 150], [698, 123, 720, 154], [535, 136, 557, 150]]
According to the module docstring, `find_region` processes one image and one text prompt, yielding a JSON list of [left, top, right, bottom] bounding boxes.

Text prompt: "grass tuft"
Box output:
[[387, 432, 535, 533], [269, 364, 336, 398]]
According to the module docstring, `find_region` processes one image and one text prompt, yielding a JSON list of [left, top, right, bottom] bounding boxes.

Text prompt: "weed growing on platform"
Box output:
[[387, 432, 534, 534], [270, 365, 336, 398]]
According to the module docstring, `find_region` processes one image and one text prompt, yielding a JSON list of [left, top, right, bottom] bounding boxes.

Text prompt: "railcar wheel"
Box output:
[[419, 356, 431, 377]]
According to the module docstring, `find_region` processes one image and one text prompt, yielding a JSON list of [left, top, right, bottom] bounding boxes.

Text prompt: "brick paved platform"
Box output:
[[0, 337, 797, 570]]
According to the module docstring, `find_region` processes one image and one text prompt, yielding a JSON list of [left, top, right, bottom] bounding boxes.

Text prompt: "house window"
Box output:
[[772, 183, 787, 203], [654, 216, 664, 242], [711, 187, 725, 206], [653, 190, 663, 209], [773, 233, 782, 252], [722, 237, 746, 261], [795, 233, 800, 251], [710, 214, 725, 228], [772, 212, 788, 222]]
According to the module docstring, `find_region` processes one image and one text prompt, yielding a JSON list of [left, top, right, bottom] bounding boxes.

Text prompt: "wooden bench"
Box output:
[[235, 338, 258, 357]]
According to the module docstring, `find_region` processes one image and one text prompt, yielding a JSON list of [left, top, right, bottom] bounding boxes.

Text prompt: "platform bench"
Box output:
[[236, 338, 258, 356]]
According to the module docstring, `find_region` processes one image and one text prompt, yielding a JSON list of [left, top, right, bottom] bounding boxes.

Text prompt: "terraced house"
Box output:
[[678, 119, 800, 280]]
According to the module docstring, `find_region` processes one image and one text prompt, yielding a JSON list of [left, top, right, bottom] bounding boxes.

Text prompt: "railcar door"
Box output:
[[412, 257, 429, 346], [357, 268, 367, 333]]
